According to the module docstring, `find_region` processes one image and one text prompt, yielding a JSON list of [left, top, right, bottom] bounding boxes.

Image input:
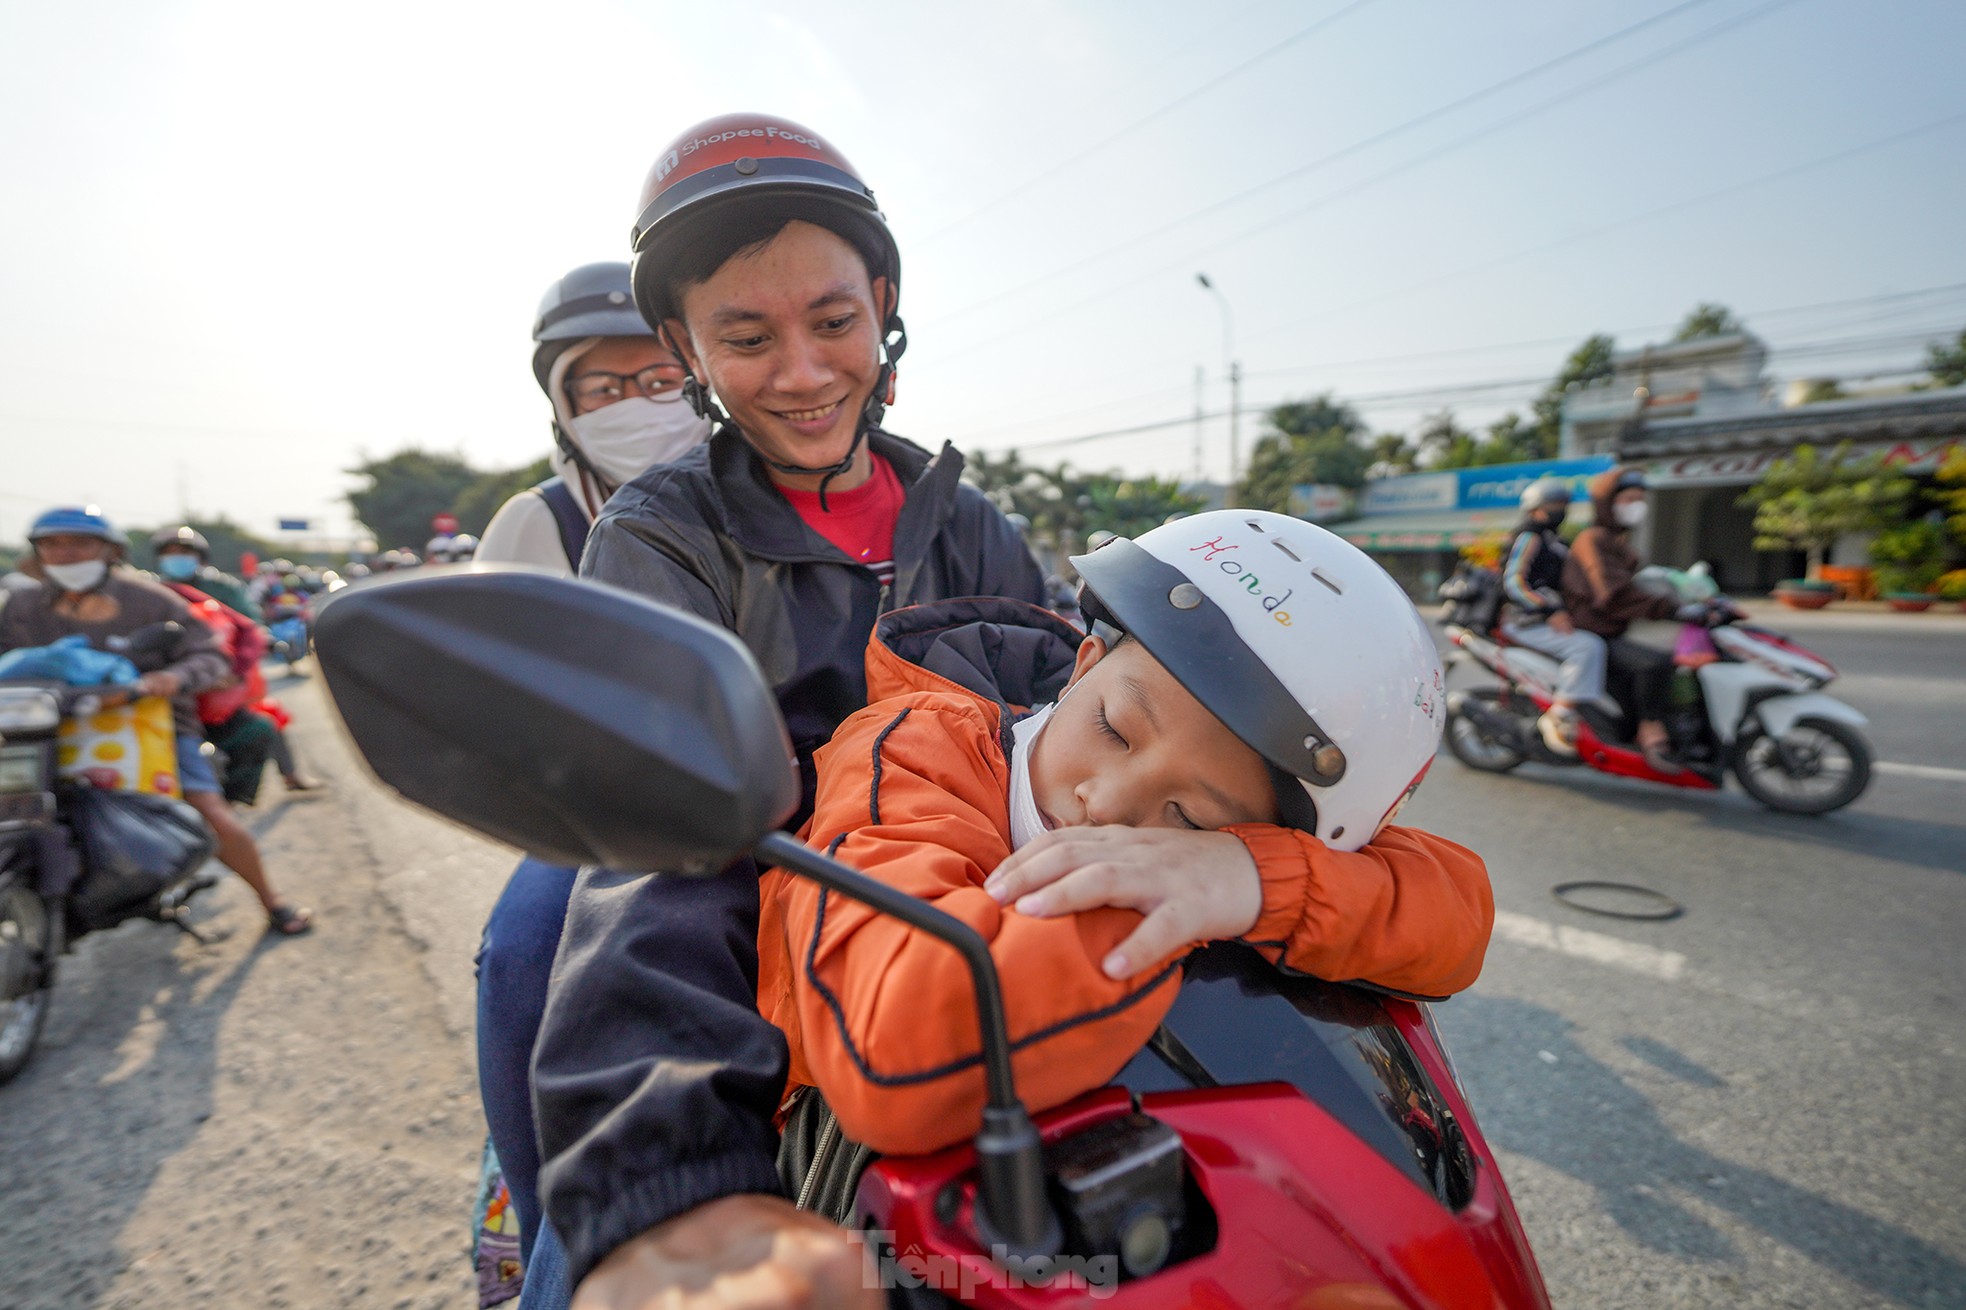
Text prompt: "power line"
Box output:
[[921, 0, 1803, 363], [1248, 105, 1966, 347], [931, 0, 1732, 330], [983, 323, 1964, 453], [918, 0, 1383, 245], [946, 280, 1966, 444]]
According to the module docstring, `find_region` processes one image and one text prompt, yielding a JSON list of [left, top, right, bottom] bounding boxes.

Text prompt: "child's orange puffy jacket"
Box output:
[[758, 599, 1493, 1156]]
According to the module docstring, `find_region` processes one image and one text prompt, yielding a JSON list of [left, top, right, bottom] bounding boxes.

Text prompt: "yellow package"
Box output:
[[57, 695, 182, 797]]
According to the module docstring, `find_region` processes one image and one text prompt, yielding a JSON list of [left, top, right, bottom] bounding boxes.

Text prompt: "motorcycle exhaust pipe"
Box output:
[[1446, 691, 1527, 747]]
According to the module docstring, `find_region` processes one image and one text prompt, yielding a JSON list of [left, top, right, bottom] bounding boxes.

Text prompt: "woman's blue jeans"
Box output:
[[474, 856, 577, 1269]]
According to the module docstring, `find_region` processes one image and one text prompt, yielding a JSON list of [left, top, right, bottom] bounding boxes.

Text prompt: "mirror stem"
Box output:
[[754, 831, 1062, 1258]]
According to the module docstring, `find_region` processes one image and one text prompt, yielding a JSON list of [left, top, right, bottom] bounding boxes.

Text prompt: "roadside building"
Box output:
[[1559, 332, 1966, 590]]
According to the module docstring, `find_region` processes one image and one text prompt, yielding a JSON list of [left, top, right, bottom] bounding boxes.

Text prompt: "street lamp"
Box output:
[[1196, 272, 1241, 503]]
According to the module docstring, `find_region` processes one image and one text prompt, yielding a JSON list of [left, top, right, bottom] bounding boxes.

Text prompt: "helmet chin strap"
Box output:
[[685, 316, 908, 512]]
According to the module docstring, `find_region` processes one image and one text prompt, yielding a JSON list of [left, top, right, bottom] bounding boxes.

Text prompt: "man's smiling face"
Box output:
[[669, 220, 890, 492]]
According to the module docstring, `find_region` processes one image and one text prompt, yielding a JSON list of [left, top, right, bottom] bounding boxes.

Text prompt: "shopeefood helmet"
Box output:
[[30, 506, 128, 549], [629, 113, 907, 465], [152, 525, 212, 560], [1072, 510, 1444, 853], [1518, 477, 1573, 514], [531, 261, 651, 394]]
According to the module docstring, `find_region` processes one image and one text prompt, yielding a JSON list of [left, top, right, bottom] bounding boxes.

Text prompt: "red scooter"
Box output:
[[314, 567, 1552, 1308]]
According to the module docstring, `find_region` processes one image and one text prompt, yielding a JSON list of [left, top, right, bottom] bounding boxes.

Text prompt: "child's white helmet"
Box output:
[[1072, 510, 1443, 852]]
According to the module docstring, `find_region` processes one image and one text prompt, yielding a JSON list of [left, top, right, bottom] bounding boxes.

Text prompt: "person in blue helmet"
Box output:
[[0, 507, 313, 935]]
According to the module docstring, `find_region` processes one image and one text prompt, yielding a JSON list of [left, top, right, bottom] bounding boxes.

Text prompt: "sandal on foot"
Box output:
[[267, 904, 314, 937]]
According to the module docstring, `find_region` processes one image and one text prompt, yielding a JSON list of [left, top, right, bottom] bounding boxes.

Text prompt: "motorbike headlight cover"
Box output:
[[0, 688, 61, 735], [0, 744, 43, 793]]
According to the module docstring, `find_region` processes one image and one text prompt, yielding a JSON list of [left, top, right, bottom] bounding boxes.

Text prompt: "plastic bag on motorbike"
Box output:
[[0, 635, 139, 687], [65, 786, 217, 934]]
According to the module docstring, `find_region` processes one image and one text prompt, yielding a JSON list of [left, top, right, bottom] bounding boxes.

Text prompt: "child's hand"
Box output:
[[984, 828, 1261, 980]]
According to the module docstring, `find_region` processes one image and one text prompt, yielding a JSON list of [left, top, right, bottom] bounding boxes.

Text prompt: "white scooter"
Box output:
[[1441, 597, 1872, 815]]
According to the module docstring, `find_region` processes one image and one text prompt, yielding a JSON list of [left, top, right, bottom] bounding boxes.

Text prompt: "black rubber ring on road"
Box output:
[[1551, 881, 1686, 922]]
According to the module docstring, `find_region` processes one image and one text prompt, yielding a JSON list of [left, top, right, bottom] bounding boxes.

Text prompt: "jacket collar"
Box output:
[[708, 425, 965, 583], [865, 598, 1083, 754]]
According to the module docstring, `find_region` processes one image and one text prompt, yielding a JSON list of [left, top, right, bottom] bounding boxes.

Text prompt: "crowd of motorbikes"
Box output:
[[2, 536, 1880, 1306]]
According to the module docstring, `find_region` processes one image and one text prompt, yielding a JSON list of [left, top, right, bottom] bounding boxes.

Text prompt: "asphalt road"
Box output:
[[1412, 603, 1966, 1309], [6, 604, 1960, 1308]]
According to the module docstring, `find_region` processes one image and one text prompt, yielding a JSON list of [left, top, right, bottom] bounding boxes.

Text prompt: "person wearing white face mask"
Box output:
[[477, 261, 711, 573], [469, 260, 712, 1295], [1562, 467, 1685, 772], [0, 507, 313, 935]]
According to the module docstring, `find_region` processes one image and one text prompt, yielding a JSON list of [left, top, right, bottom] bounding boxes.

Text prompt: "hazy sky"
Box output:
[[5, 0, 1964, 546]]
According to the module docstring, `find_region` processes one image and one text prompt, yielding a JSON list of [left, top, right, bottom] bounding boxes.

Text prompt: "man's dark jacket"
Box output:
[[533, 426, 1047, 1283]]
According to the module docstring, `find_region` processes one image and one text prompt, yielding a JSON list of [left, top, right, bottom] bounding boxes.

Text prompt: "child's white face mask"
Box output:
[[1005, 703, 1057, 851]]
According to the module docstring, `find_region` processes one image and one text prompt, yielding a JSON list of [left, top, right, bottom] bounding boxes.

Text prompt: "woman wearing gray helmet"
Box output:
[[470, 261, 713, 1297], [477, 261, 712, 571], [1498, 477, 1607, 756]]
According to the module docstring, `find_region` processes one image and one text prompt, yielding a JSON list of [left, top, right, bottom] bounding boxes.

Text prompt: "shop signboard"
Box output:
[[1288, 483, 1355, 522], [1358, 471, 1458, 515], [1645, 436, 1964, 488], [1455, 456, 1613, 511], [1357, 456, 1612, 516]]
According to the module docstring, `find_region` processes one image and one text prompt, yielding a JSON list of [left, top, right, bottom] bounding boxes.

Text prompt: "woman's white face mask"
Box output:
[[566, 397, 711, 487], [44, 559, 108, 593], [1614, 500, 1649, 529]]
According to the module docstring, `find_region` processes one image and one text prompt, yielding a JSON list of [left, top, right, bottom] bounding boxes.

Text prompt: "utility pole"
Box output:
[[1192, 365, 1205, 484], [1196, 272, 1239, 506]]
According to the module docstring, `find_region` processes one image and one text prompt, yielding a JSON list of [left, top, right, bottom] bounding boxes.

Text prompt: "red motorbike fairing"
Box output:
[[849, 944, 1551, 1308]]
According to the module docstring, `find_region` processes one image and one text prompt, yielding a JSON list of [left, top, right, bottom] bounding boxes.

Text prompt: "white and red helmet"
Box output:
[[1073, 511, 1444, 852]]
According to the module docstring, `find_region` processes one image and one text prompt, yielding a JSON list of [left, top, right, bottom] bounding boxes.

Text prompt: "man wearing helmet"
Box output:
[[1498, 478, 1607, 756], [522, 116, 1490, 1310], [0, 508, 312, 936], [477, 262, 711, 572], [763, 514, 1488, 1160]]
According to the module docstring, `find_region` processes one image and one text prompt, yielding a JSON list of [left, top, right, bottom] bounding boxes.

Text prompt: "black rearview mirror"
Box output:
[[312, 565, 799, 874]]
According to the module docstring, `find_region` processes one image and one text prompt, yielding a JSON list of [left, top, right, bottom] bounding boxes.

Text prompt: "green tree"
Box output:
[[345, 449, 483, 550], [1236, 393, 1372, 512], [1671, 302, 1743, 342], [963, 450, 1202, 568], [1925, 327, 1966, 388], [1737, 442, 1913, 579], [1366, 432, 1419, 479], [1531, 333, 1615, 454], [1413, 410, 1482, 470], [1794, 378, 1848, 405], [124, 515, 282, 574], [454, 456, 555, 535]]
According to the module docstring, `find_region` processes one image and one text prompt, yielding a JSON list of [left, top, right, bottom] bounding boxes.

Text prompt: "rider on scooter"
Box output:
[[470, 261, 715, 1283], [1562, 467, 1688, 773], [477, 261, 711, 572], [1498, 478, 1607, 758], [0, 507, 313, 936], [523, 113, 1495, 1310]]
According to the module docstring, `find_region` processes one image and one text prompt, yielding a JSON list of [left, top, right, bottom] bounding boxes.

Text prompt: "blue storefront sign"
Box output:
[[1454, 457, 1613, 512], [1356, 456, 1612, 517]]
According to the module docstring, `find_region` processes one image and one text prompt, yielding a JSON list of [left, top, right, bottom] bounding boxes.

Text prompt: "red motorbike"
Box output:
[[314, 567, 1552, 1308]]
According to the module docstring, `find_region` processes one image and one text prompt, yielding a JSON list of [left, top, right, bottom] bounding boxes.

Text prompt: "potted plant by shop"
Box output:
[[1771, 577, 1837, 610], [1869, 520, 1948, 613], [1740, 441, 1914, 612]]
